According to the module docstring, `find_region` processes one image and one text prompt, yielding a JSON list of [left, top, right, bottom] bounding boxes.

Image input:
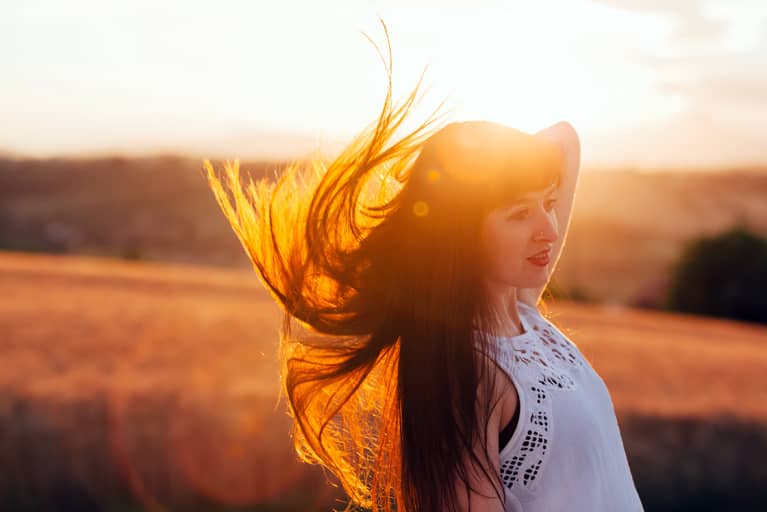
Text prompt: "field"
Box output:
[[1, 250, 766, 511]]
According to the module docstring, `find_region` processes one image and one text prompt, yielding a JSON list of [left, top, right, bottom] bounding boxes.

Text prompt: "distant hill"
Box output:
[[1, 154, 765, 307]]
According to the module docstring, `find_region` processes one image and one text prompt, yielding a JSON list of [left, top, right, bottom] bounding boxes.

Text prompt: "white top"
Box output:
[[474, 301, 645, 512]]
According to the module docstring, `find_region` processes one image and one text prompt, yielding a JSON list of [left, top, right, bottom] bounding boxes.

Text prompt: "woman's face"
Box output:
[[478, 183, 559, 290]]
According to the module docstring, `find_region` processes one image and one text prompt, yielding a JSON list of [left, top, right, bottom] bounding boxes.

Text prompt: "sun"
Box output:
[[439, 38, 602, 134]]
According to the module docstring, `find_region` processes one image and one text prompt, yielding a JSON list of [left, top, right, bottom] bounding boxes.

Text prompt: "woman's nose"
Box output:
[[534, 212, 558, 242]]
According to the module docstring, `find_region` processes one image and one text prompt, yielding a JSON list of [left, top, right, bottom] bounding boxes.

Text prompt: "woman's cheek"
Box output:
[[501, 228, 524, 259], [485, 235, 509, 281], [482, 219, 523, 280], [494, 232, 521, 277]]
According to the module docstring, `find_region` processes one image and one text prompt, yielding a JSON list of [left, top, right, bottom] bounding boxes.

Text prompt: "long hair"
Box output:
[[202, 19, 564, 512]]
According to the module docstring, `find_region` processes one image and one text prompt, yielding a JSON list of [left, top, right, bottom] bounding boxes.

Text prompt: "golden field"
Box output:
[[1, 250, 766, 511]]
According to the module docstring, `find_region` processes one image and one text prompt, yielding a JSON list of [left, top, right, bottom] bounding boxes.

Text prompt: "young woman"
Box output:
[[203, 28, 644, 512]]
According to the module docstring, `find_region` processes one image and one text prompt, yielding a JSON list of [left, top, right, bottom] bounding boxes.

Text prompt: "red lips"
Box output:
[[527, 249, 551, 266], [529, 249, 551, 258]]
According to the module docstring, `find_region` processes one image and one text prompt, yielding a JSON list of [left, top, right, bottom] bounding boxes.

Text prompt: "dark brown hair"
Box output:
[[203, 18, 563, 512]]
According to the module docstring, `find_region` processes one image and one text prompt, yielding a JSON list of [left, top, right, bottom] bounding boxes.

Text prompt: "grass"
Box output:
[[1, 250, 766, 511]]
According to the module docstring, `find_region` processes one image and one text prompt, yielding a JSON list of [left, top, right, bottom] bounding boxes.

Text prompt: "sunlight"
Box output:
[[447, 41, 599, 133], [363, 2, 648, 137], [2, 0, 764, 167]]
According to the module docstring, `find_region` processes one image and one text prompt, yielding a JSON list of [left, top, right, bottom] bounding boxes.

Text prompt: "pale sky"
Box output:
[[1, 0, 766, 170]]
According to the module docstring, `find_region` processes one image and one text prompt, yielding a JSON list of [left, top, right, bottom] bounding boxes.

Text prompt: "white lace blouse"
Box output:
[[474, 301, 645, 512]]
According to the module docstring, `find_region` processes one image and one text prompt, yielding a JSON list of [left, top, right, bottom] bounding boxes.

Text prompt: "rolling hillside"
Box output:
[[2, 155, 766, 308]]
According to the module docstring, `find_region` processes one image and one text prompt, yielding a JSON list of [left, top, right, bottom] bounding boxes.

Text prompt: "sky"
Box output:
[[1, 0, 766, 170]]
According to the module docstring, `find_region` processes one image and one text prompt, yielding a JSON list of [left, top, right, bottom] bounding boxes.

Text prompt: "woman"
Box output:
[[203, 25, 644, 512]]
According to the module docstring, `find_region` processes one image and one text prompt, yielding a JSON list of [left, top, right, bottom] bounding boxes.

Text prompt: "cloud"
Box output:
[[658, 71, 767, 108], [631, 51, 767, 168], [587, 105, 767, 169], [636, 48, 767, 117], [591, 0, 729, 44]]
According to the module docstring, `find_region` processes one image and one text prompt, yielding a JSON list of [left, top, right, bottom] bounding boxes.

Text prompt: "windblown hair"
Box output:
[[202, 20, 563, 512]]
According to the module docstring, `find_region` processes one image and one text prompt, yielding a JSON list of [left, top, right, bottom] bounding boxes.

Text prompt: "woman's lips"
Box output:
[[527, 251, 550, 266]]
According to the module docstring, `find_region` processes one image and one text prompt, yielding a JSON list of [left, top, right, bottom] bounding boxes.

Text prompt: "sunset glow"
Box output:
[[1, 0, 765, 169]]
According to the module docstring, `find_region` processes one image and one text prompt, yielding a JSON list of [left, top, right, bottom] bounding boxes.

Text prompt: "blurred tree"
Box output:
[[543, 276, 596, 304], [663, 225, 767, 324], [121, 242, 144, 261]]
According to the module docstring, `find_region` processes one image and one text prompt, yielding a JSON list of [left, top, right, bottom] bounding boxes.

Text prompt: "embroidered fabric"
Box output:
[[473, 301, 645, 512], [486, 303, 585, 493]]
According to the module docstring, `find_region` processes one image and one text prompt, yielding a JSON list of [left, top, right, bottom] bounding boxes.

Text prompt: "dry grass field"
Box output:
[[1, 250, 766, 511]]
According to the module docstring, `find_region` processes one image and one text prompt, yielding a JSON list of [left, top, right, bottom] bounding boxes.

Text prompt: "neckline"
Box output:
[[477, 302, 534, 341], [497, 305, 532, 340]]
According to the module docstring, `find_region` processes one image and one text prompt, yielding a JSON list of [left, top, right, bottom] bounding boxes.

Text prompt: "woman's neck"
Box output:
[[486, 284, 526, 337]]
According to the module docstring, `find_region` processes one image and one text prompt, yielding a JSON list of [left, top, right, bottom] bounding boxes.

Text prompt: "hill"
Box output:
[[1, 155, 766, 307]]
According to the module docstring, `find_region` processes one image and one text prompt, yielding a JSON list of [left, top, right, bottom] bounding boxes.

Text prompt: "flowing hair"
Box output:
[[202, 18, 564, 512]]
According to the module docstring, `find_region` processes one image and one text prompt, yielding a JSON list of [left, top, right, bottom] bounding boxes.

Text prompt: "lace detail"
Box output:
[[537, 322, 585, 369], [509, 323, 584, 390], [500, 383, 551, 492], [484, 303, 588, 493]]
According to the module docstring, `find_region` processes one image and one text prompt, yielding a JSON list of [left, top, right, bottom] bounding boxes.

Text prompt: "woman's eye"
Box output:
[[506, 199, 556, 220]]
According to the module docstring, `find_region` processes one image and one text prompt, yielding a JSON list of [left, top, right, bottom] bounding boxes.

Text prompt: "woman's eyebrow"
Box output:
[[510, 189, 558, 204]]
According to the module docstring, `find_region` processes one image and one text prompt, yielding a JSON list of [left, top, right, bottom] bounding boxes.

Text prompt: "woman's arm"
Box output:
[[517, 121, 582, 308]]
